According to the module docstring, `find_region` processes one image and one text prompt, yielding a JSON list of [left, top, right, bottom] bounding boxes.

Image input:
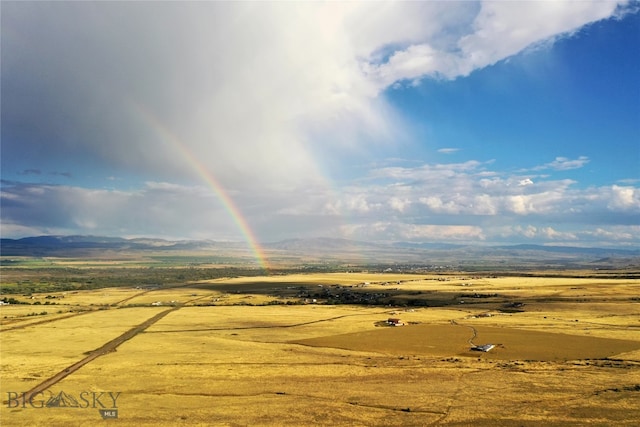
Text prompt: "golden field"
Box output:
[[1, 273, 639, 426]]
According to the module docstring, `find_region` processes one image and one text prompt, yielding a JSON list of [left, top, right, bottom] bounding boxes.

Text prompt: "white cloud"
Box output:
[[617, 178, 640, 185], [608, 185, 640, 210], [506, 195, 531, 215], [471, 194, 498, 215], [326, 160, 638, 228], [437, 148, 460, 154], [400, 224, 485, 241], [583, 226, 638, 243], [342, 222, 485, 243], [533, 156, 590, 171], [456, 1, 624, 75], [346, 194, 374, 214], [0, 182, 241, 240], [419, 196, 463, 215], [362, 1, 627, 89], [495, 225, 580, 241], [2, 161, 638, 246], [324, 161, 638, 232], [489, 224, 639, 247], [389, 197, 410, 213]]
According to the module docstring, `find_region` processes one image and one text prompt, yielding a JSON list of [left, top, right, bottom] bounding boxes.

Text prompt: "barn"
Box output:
[[387, 318, 404, 326], [471, 344, 495, 352]]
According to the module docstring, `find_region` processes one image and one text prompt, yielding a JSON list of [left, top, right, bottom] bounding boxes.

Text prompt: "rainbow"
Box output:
[[131, 104, 270, 270]]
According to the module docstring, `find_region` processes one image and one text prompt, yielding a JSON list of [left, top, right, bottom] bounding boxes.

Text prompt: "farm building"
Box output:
[[387, 318, 404, 326], [471, 344, 495, 352]]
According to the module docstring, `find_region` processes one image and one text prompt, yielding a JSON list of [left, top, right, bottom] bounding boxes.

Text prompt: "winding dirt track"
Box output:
[[450, 319, 478, 346], [18, 307, 179, 404]]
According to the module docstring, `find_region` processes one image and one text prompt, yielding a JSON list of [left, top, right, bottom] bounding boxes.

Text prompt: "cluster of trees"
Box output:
[[0, 296, 58, 305]]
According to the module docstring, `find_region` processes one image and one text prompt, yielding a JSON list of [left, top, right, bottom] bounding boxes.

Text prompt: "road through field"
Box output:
[[17, 306, 179, 405], [146, 310, 390, 333], [0, 310, 97, 332]]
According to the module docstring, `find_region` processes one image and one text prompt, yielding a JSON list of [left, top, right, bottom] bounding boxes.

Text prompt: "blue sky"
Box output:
[[1, 1, 639, 248], [382, 15, 639, 187]]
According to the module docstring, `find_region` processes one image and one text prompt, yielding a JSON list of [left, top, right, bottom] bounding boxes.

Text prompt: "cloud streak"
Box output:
[[437, 148, 460, 154], [534, 156, 590, 171]]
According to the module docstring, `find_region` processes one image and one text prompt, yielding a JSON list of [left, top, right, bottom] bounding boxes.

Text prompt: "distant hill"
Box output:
[[494, 244, 639, 257], [266, 237, 381, 252], [393, 242, 467, 250], [0, 235, 239, 256], [1, 235, 130, 255], [395, 241, 639, 257], [1, 235, 638, 270]]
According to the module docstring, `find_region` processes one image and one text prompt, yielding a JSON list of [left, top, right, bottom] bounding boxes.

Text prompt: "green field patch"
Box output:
[[292, 323, 640, 361]]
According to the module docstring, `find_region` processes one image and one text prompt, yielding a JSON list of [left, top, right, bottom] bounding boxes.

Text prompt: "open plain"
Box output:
[[1, 266, 639, 426]]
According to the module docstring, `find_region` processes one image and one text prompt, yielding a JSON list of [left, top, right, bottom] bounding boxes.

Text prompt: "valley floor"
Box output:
[[1, 273, 639, 426]]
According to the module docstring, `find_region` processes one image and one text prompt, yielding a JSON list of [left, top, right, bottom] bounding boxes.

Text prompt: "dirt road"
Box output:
[[17, 307, 179, 404]]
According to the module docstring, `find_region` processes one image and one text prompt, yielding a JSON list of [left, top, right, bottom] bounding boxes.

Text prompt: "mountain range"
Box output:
[[1, 235, 638, 269]]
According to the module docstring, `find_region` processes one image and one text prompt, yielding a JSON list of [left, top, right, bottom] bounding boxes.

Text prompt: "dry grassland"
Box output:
[[0, 308, 166, 392], [49, 288, 143, 306], [295, 323, 639, 360], [0, 273, 638, 426]]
